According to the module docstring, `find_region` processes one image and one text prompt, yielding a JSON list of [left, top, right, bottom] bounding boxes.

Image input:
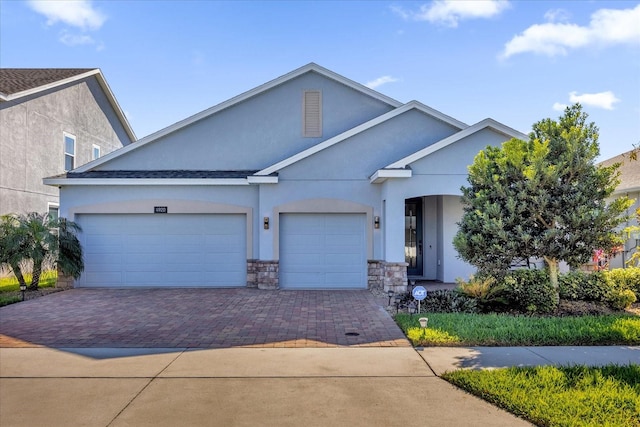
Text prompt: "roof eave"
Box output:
[[369, 168, 412, 184], [43, 178, 251, 186]]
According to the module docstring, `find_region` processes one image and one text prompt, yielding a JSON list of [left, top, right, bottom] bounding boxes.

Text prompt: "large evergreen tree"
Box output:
[[454, 104, 632, 291]]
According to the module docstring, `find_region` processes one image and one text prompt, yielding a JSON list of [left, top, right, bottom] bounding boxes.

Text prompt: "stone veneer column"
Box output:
[[367, 260, 408, 292], [384, 262, 408, 293], [367, 260, 384, 290], [247, 260, 279, 290], [56, 266, 74, 289]]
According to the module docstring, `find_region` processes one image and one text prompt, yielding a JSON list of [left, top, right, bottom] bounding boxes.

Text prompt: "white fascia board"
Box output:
[[94, 70, 137, 142], [369, 169, 412, 184], [256, 101, 468, 176], [613, 186, 640, 195], [43, 178, 250, 186], [385, 118, 528, 169], [75, 63, 402, 173], [247, 175, 279, 184]]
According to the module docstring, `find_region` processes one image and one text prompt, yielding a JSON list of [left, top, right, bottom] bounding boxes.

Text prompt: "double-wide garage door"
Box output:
[[279, 213, 367, 289], [76, 214, 246, 287]]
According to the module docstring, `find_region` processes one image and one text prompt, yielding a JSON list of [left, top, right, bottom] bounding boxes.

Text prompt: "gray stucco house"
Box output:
[[599, 151, 640, 269], [0, 68, 135, 217], [45, 63, 526, 290]]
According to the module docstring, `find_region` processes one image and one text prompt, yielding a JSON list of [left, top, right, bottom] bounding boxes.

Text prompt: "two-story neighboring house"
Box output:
[[0, 68, 135, 217]]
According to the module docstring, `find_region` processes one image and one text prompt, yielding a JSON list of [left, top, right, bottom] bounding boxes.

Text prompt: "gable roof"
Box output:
[[255, 100, 469, 176], [73, 63, 402, 173], [599, 151, 640, 193], [0, 68, 136, 142], [385, 118, 528, 169], [369, 118, 528, 183]]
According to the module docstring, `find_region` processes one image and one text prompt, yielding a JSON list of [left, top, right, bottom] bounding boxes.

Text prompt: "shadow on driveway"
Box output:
[[0, 288, 409, 349]]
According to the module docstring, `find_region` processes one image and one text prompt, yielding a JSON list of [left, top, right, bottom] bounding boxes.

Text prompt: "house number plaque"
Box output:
[[154, 206, 168, 214]]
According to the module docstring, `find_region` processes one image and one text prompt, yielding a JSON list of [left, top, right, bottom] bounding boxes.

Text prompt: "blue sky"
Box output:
[[1, 0, 639, 161]]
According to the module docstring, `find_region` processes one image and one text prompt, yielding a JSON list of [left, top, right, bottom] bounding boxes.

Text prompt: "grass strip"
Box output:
[[395, 313, 640, 346], [443, 364, 640, 427], [0, 270, 57, 292]]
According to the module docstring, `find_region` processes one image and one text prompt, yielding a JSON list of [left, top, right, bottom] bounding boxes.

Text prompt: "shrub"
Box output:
[[421, 289, 478, 314], [607, 289, 637, 310], [602, 267, 640, 298], [558, 271, 610, 302], [502, 269, 558, 314], [456, 275, 507, 313]]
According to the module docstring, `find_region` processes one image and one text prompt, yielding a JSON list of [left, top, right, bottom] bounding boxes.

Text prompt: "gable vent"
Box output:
[[303, 90, 322, 137]]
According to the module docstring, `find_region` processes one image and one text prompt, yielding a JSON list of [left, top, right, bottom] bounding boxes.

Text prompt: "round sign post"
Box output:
[[412, 285, 427, 314]]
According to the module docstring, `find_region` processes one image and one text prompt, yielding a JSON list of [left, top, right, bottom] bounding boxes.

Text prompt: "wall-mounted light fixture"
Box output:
[[374, 216, 380, 229], [263, 217, 270, 230]]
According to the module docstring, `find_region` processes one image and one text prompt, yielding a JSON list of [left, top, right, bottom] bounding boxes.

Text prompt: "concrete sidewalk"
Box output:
[[0, 346, 531, 427], [2, 346, 637, 426], [418, 345, 640, 375]]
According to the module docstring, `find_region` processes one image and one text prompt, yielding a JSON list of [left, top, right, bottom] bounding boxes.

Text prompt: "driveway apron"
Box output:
[[0, 288, 409, 348]]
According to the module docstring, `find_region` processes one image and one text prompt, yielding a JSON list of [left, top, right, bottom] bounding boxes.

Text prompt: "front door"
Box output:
[[405, 198, 423, 276]]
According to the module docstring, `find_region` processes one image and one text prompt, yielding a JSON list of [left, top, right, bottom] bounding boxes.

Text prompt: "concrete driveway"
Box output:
[[0, 288, 408, 348]]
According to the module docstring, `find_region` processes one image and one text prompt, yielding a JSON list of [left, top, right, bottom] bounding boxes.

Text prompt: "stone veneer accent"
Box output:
[[56, 266, 74, 289], [247, 260, 279, 290], [368, 260, 408, 292]]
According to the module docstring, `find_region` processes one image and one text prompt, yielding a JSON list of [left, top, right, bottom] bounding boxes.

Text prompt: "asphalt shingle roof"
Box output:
[[66, 170, 263, 179], [599, 151, 640, 192], [0, 68, 96, 96]]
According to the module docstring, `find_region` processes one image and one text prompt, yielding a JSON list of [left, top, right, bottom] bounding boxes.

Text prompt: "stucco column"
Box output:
[[382, 193, 405, 263]]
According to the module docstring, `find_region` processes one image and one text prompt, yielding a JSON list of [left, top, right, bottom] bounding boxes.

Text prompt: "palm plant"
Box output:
[[0, 212, 84, 290]]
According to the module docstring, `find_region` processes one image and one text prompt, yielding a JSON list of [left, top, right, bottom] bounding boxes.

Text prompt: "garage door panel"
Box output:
[[280, 213, 366, 289], [76, 214, 246, 288]]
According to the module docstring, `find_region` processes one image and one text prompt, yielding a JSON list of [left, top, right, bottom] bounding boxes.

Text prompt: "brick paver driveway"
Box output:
[[0, 289, 409, 348]]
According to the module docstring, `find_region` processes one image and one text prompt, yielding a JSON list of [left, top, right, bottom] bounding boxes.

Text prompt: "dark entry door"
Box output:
[[405, 198, 423, 276]]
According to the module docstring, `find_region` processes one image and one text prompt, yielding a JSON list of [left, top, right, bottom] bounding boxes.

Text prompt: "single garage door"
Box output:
[[279, 213, 367, 289], [76, 214, 246, 287]]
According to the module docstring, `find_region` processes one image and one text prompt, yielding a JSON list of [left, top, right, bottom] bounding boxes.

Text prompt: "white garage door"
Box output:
[[76, 214, 246, 287], [279, 213, 367, 289]]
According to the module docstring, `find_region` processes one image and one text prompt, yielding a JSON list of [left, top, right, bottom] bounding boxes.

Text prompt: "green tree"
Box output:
[[0, 212, 84, 290], [0, 214, 29, 288], [454, 104, 632, 293]]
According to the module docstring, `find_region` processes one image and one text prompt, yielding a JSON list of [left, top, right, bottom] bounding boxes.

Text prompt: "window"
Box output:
[[302, 90, 322, 137], [64, 133, 75, 171], [47, 204, 59, 221], [92, 144, 101, 160]]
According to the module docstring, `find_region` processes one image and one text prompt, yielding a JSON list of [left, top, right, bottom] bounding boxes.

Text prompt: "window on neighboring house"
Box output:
[[64, 133, 76, 171], [303, 90, 322, 137], [47, 204, 59, 221], [92, 144, 101, 160]]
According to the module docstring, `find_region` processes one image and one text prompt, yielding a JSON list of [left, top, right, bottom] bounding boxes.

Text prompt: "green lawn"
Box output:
[[0, 270, 57, 292], [443, 364, 640, 427], [395, 312, 640, 346]]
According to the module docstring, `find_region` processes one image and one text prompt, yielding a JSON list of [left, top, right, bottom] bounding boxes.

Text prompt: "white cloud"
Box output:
[[365, 76, 399, 89], [501, 4, 640, 58], [552, 102, 568, 111], [569, 91, 620, 110], [59, 30, 94, 46], [27, 0, 106, 30], [393, 0, 510, 28], [544, 9, 571, 23]]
